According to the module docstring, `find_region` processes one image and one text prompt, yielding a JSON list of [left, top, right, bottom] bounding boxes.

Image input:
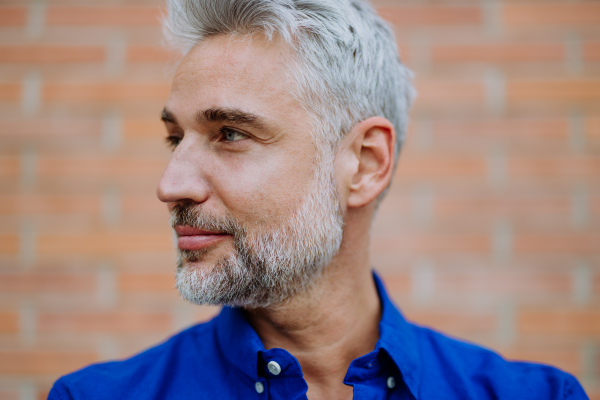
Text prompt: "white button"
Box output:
[[387, 376, 396, 389], [267, 360, 281, 375], [255, 382, 264, 394]]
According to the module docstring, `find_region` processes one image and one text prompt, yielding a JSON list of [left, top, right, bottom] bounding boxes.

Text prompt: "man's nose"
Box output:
[[156, 138, 210, 204]]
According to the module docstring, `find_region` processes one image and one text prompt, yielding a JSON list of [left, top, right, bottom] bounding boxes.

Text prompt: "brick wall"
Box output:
[[0, 0, 598, 399]]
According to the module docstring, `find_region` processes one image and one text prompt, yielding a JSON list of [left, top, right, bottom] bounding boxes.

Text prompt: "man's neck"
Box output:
[[244, 243, 381, 400]]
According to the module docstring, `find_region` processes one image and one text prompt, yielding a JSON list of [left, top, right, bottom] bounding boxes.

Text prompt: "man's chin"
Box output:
[[174, 254, 261, 307]]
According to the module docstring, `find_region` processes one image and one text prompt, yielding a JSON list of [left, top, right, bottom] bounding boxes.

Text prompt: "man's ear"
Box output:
[[344, 117, 395, 209]]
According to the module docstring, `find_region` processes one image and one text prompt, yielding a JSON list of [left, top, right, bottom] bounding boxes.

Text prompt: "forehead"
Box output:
[[167, 34, 303, 124]]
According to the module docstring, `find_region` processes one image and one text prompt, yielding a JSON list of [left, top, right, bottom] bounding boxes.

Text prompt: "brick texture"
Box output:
[[43, 83, 170, 103], [45, 7, 162, 26], [0, 46, 105, 64], [0, 7, 27, 26], [0, 0, 599, 397], [431, 43, 565, 63], [37, 312, 172, 333], [0, 351, 98, 374], [378, 6, 481, 25], [504, 4, 600, 25], [0, 311, 19, 333]]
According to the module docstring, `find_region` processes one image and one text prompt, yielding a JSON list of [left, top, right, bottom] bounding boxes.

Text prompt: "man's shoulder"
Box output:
[[49, 319, 216, 400], [410, 323, 588, 399]]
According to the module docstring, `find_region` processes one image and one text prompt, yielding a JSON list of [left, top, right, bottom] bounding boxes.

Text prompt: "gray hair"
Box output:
[[164, 0, 415, 200]]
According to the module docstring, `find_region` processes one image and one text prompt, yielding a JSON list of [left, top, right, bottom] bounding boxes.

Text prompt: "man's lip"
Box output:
[[175, 225, 225, 236], [175, 225, 230, 251]]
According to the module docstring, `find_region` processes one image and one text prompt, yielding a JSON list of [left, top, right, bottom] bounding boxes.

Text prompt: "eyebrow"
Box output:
[[161, 108, 177, 124], [197, 107, 266, 129], [161, 107, 267, 131]]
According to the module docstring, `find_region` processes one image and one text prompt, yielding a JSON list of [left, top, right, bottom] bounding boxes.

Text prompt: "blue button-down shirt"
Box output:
[[49, 273, 588, 399]]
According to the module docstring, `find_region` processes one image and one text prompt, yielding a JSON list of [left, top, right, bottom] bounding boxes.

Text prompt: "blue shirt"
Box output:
[[49, 273, 588, 400]]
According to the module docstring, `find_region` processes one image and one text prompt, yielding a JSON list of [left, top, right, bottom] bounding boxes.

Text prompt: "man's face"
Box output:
[[157, 34, 344, 307]]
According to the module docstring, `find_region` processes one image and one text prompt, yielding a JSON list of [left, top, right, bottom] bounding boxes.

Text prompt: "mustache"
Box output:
[[169, 201, 245, 236]]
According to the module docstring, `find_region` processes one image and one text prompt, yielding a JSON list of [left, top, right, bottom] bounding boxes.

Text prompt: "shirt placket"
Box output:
[[344, 350, 410, 400], [258, 348, 309, 400]]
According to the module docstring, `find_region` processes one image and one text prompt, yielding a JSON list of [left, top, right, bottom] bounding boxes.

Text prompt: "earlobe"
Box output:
[[347, 117, 395, 209]]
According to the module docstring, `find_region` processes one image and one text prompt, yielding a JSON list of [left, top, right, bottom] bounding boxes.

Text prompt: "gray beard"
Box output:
[[171, 154, 344, 308]]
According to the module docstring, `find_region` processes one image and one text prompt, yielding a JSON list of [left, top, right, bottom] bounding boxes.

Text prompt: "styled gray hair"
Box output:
[[164, 0, 415, 199]]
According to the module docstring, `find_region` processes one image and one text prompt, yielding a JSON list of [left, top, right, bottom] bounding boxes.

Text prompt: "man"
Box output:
[[49, 0, 588, 399]]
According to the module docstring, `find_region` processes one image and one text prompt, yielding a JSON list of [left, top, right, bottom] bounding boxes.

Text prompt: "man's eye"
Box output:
[[220, 127, 247, 142], [165, 135, 182, 149]]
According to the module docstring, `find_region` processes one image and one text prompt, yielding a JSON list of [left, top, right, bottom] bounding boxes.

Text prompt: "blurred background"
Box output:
[[0, 0, 599, 398]]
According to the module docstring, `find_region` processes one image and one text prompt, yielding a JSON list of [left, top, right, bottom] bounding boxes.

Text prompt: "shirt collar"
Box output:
[[373, 272, 422, 399], [213, 271, 422, 398], [214, 305, 265, 382]]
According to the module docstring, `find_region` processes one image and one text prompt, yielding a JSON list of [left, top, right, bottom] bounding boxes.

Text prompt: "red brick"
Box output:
[[508, 157, 600, 178], [507, 80, 600, 102], [395, 156, 487, 179], [0, 7, 27, 26], [0, 350, 97, 374], [38, 312, 172, 333], [38, 389, 50, 400], [0, 311, 19, 333], [588, 391, 600, 400], [378, 6, 481, 25], [413, 79, 485, 105], [0, 234, 18, 254], [0, 195, 101, 215], [0, 273, 96, 293], [37, 158, 166, 177], [518, 309, 600, 336], [436, 271, 572, 295], [372, 234, 489, 254], [127, 45, 178, 63], [504, 4, 600, 25], [376, 195, 411, 216], [432, 118, 568, 139], [397, 44, 410, 63], [0, 46, 105, 64], [0, 389, 18, 400], [123, 119, 165, 138], [405, 310, 496, 335], [592, 197, 600, 216], [118, 273, 175, 292], [0, 157, 19, 176], [43, 82, 170, 103], [46, 6, 162, 26], [37, 233, 172, 255], [584, 42, 600, 62], [429, 119, 569, 152], [435, 196, 570, 218], [193, 306, 221, 323], [432, 43, 564, 63], [378, 273, 410, 292], [514, 235, 600, 254], [588, 118, 600, 142], [0, 119, 102, 137], [122, 195, 165, 213], [0, 82, 21, 102]]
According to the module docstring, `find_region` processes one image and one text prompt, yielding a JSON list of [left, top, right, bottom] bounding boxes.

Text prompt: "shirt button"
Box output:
[[387, 376, 396, 389], [255, 382, 264, 394], [267, 360, 282, 375]]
